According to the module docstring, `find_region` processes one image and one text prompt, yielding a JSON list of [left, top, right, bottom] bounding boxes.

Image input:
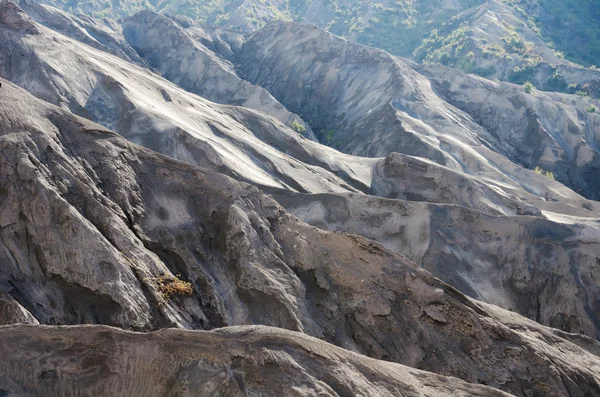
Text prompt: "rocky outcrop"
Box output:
[[0, 324, 515, 397], [371, 152, 543, 216]]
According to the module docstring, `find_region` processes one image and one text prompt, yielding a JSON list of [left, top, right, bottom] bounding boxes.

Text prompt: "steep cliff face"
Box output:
[[122, 10, 314, 134], [0, 3, 371, 194]]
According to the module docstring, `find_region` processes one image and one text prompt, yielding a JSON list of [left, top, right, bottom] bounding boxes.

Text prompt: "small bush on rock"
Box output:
[[150, 274, 193, 300]]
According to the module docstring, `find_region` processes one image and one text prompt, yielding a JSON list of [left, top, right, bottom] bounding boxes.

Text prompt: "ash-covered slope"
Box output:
[[5, 0, 600, 341], [236, 22, 600, 201], [10, 0, 315, 135], [4, 3, 600, 395], [121, 10, 315, 135], [2, 79, 600, 396], [0, 0, 371, 194], [17, 0, 144, 64], [0, 325, 515, 397], [6, 0, 584, 216], [110, 11, 600, 342], [5, 0, 599, 214]]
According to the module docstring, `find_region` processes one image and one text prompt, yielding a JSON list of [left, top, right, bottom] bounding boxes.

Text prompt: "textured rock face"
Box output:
[[0, 325, 515, 397], [418, 63, 600, 199], [4, 2, 598, 213], [272, 190, 600, 338], [2, 79, 600, 396], [4, 2, 600, 342]]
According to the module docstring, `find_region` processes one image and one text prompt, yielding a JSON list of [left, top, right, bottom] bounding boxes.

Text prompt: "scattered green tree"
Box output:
[[533, 166, 555, 180], [323, 129, 335, 144], [291, 120, 306, 135], [524, 81, 535, 94]]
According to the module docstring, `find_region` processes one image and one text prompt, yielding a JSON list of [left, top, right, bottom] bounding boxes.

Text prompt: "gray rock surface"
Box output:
[[5, 4, 600, 339], [17, 0, 144, 64], [418, 63, 600, 199], [0, 3, 369, 195], [4, 2, 598, 215], [271, 190, 600, 338], [3, 3, 600, 395], [2, 79, 600, 395], [0, 324, 514, 397]]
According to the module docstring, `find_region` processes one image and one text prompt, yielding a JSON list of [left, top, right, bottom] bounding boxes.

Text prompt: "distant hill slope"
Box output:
[[412, 0, 600, 96], [28, 0, 600, 96]]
